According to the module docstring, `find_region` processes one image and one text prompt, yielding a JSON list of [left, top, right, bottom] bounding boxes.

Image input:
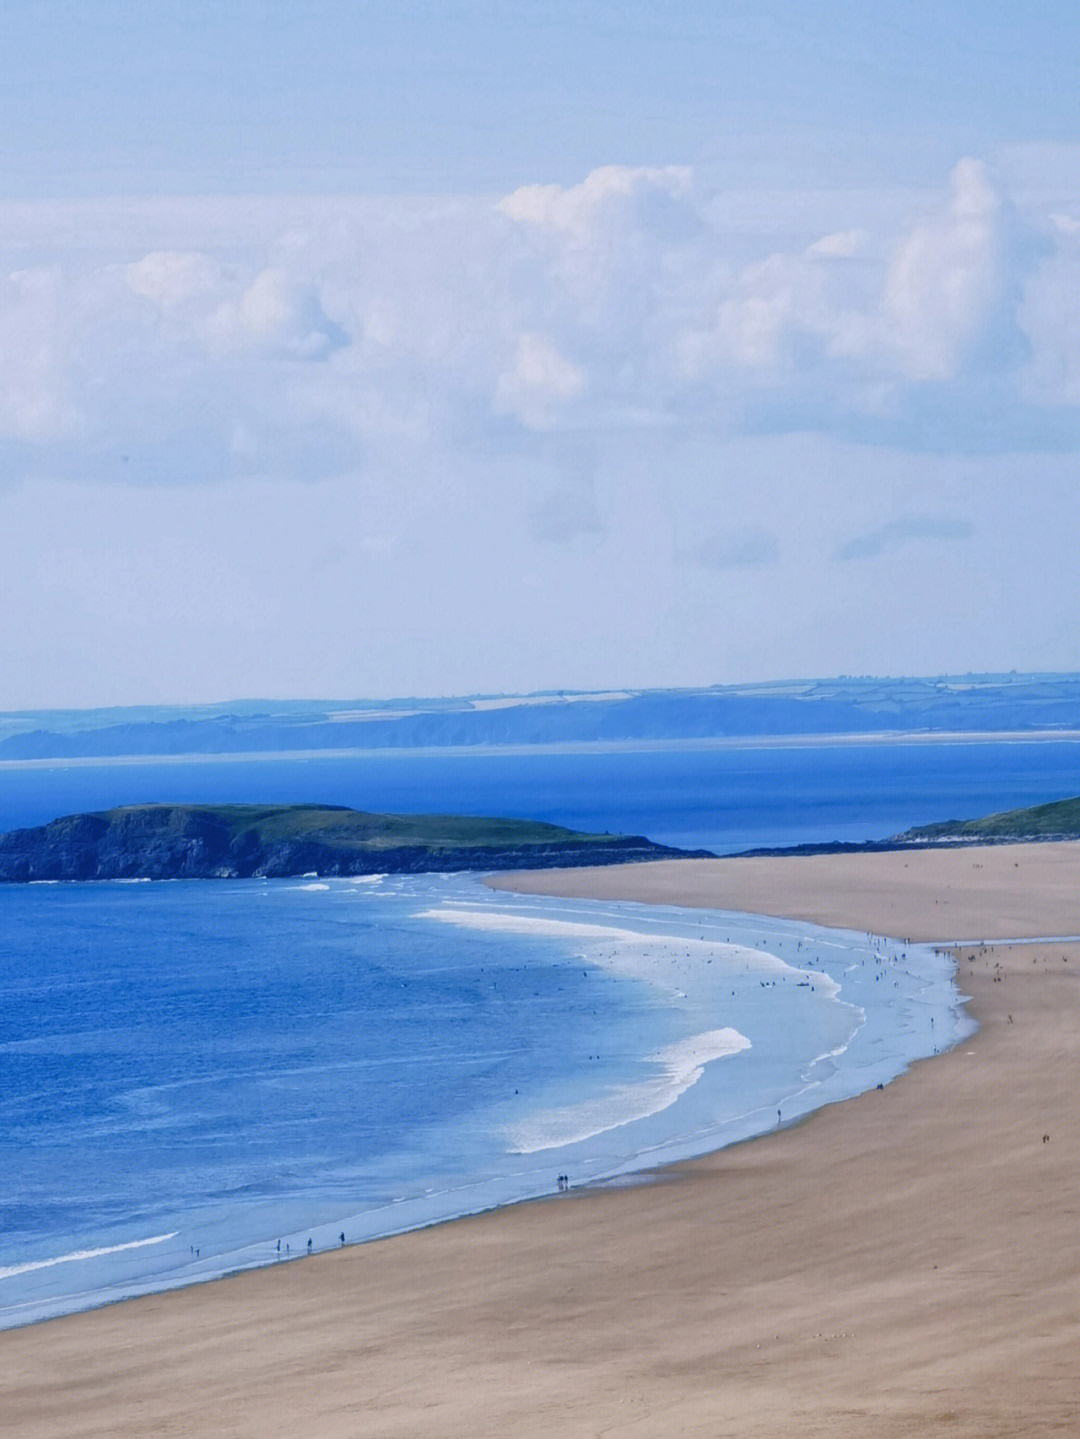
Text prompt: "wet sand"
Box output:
[[4, 842, 1078, 1436]]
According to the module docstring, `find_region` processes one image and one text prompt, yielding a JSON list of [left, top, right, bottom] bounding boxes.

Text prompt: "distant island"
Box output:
[[0, 803, 708, 882]]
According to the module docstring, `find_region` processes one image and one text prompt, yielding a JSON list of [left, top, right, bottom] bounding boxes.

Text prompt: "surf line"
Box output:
[[0, 1231, 180, 1279]]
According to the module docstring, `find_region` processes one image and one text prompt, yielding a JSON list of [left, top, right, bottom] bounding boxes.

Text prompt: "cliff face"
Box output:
[[0, 804, 702, 882]]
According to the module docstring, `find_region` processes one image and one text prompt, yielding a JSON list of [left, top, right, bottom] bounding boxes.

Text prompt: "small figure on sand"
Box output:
[[340, 1232, 345, 1246], [307, 1237, 313, 1254]]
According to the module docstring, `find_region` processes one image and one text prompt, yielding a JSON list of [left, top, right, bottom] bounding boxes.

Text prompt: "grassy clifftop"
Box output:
[[100, 803, 635, 850], [900, 795, 1080, 842]]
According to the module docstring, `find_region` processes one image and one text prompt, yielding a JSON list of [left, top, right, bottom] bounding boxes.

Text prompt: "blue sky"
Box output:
[[3, 3, 1080, 705], [5, 4, 1078, 196]]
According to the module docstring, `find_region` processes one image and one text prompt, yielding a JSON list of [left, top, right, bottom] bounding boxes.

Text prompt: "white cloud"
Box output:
[[125, 250, 224, 306], [209, 268, 344, 358], [495, 333, 586, 428], [883, 159, 1020, 380], [807, 230, 867, 259], [498, 165, 694, 236], [0, 159, 1075, 482]]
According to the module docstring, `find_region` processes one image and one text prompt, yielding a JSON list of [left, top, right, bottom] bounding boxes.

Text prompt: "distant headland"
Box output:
[[0, 803, 710, 882], [738, 795, 1080, 857]]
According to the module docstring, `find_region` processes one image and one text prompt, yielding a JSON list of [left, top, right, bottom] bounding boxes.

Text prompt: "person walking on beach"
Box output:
[[307, 1237, 313, 1254]]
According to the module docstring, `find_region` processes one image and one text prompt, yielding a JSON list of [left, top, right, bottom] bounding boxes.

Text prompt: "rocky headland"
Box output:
[[0, 803, 707, 882]]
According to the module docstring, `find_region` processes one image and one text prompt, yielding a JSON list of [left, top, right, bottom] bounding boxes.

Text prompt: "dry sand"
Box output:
[[4, 843, 1079, 1437], [488, 837, 1080, 943]]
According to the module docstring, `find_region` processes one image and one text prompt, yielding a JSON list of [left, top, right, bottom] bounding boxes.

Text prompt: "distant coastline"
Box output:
[[5, 672, 1080, 764]]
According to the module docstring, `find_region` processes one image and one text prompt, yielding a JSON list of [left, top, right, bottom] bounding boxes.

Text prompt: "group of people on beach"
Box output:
[[271, 1233, 345, 1258]]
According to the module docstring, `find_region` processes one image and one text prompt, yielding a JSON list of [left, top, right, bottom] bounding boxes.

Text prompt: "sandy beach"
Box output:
[[4, 842, 1078, 1436]]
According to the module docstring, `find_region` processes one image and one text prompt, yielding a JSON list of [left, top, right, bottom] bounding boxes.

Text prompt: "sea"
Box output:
[[4, 734, 1079, 1329]]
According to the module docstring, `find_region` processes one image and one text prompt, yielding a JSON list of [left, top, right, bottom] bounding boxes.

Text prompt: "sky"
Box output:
[[3, 2, 1080, 708]]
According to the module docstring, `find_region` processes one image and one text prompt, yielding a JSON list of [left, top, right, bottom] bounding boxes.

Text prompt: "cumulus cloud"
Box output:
[[678, 159, 1052, 441], [125, 250, 224, 307], [498, 165, 695, 237], [495, 333, 587, 428], [124, 253, 345, 359], [209, 268, 347, 358], [883, 159, 1025, 380], [0, 159, 1075, 480]]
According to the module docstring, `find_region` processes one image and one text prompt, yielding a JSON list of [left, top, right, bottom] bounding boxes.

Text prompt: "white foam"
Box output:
[[416, 905, 764, 969], [0, 1231, 179, 1280], [295, 881, 330, 891], [416, 905, 836, 994], [506, 1027, 750, 1153], [416, 907, 661, 944]]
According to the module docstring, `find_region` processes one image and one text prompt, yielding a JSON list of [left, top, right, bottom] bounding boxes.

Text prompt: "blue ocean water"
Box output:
[[1, 871, 972, 1329], [1, 735, 1060, 1326], [5, 735, 1080, 850]]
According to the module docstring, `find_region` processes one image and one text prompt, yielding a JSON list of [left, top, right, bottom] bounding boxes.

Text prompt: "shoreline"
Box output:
[[4, 842, 1079, 1436], [487, 838, 1080, 941], [2, 881, 965, 1330]]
